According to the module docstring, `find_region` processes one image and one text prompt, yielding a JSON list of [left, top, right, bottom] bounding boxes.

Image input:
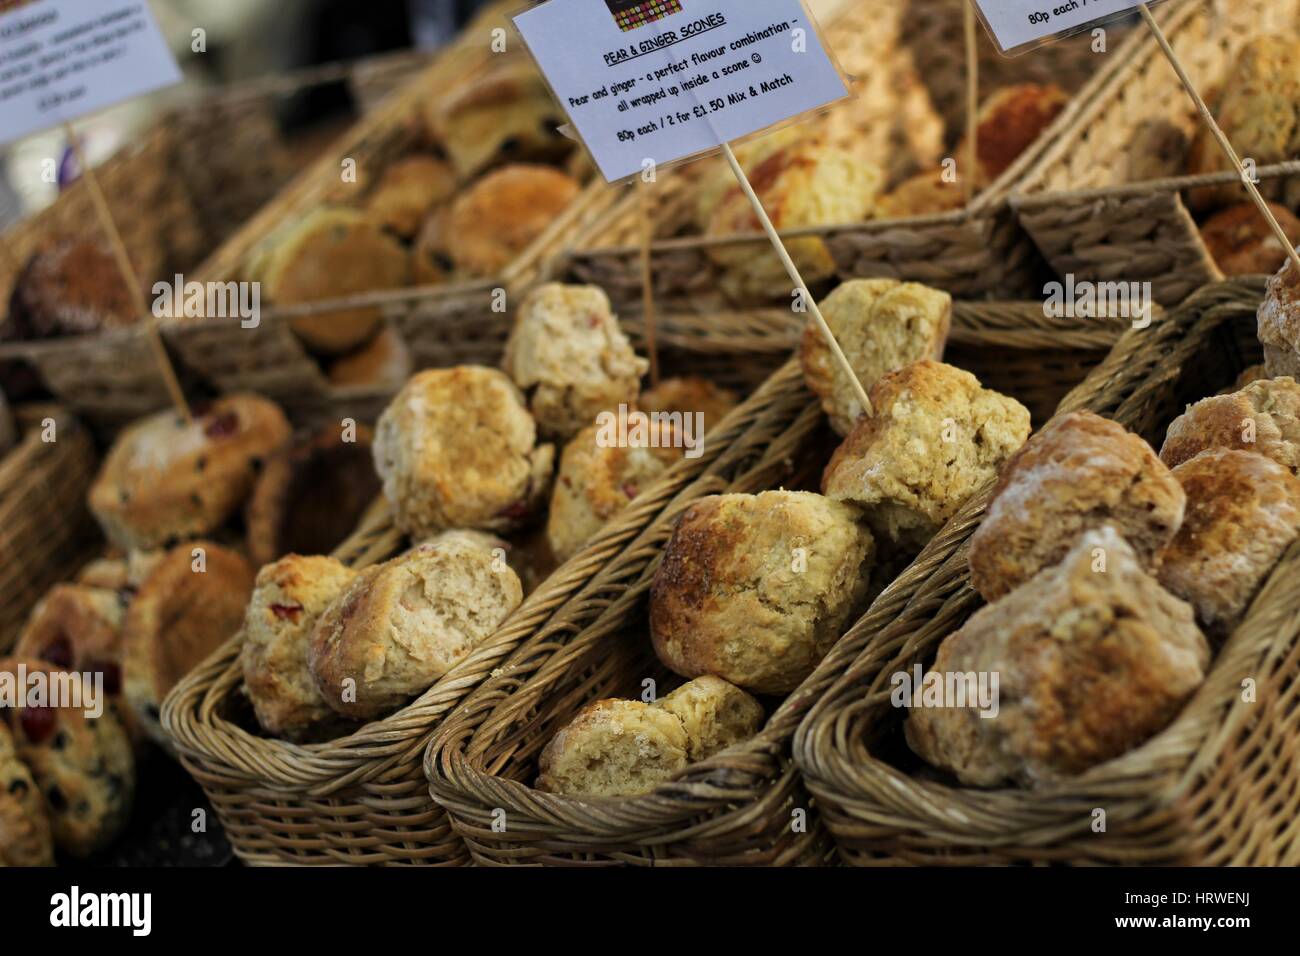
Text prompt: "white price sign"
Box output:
[[971, 0, 1167, 56], [513, 0, 849, 182], [0, 0, 181, 144]]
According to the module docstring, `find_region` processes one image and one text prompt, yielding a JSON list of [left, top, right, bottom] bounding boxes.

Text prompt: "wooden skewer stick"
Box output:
[[64, 124, 192, 421], [638, 173, 660, 388], [1138, 3, 1300, 276], [720, 141, 872, 418], [964, 2, 980, 206]]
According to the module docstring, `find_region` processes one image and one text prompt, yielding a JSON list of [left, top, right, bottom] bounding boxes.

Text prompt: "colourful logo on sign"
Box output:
[[604, 0, 683, 32]]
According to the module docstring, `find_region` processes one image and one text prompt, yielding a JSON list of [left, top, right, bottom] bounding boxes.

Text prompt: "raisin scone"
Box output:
[[364, 155, 457, 239], [1160, 376, 1300, 473], [969, 411, 1186, 602], [373, 366, 555, 536], [88, 395, 291, 551], [822, 361, 1031, 553], [650, 491, 875, 695], [444, 165, 581, 276], [1258, 259, 1300, 379], [653, 675, 764, 761], [0, 721, 54, 866], [240, 555, 358, 740], [308, 535, 523, 720], [800, 279, 952, 435], [536, 699, 690, 798], [906, 528, 1210, 788], [502, 283, 649, 441]]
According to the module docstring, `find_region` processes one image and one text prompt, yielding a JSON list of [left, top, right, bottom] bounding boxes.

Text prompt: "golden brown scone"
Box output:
[[1159, 449, 1300, 636], [1201, 203, 1300, 276], [877, 168, 967, 219], [969, 411, 1184, 602], [0, 657, 135, 857], [959, 83, 1069, 189], [122, 541, 255, 746], [800, 279, 952, 436], [638, 376, 738, 434], [373, 366, 555, 536], [536, 699, 689, 798], [502, 283, 649, 440], [649, 491, 874, 695], [1258, 258, 1300, 378], [253, 207, 412, 354], [15, 584, 125, 690], [326, 326, 412, 390], [1161, 376, 1300, 473], [653, 675, 764, 761], [444, 164, 581, 276], [88, 395, 292, 551], [364, 155, 456, 239], [240, 555, 358, 740], [7, 238, 137, 338], [905, 527, 1210, 788], [822, 361, 1030, 553], [245, 424, 382, 568], [0, 721, 53, 866], [308, 536, 523, 721]]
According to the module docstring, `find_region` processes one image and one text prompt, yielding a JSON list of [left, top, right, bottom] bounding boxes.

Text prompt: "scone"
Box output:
[[502, 283, 649, 440], [240, 555, 357, 740], [364, 155, 456, 239], [650, 491, 875, 695], [7, 238, 136, 338], [822, 361, 1031, 553], [15, 584, 125, 694], [958, 84, 1069, 188], [0, 721, 54, 866], [877, 168, 967, 219], [326, 326, 412, 390], [373, 366, 555, 535], [1258, 259, 1300, 378], [536, 699, 689, 798], [1160, 376, 1300, 472], [1, 657, 135, 857], [122, 541, 255, 745], [653, 675, 764, 761], [800, 279, 953, 435], [905, 528, 1210, 787], [638, 376, 738, 434], [444, 164, 581, 276], [1159, 449, 1300, 636], [252, 207, 412, 354], [969, 411, 1185, 602], [308, 535, 523, 720], [245, 424, 382, 567], [88, 395, 291, 551], [1200, 203, 1300, 276]]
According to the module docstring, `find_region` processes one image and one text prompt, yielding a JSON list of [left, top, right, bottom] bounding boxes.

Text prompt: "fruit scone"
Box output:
[[0, 720, 54, 866]]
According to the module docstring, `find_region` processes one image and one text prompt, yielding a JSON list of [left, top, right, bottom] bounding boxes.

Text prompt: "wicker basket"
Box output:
[[792, 277, 1300, 865], [0, 405, 99, 651], [1015, 0, 1300, 307], [421, 303, 1127, 866]]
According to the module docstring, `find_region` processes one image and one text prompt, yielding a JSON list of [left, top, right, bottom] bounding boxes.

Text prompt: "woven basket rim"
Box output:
[[1013, 160, 1300, 211]]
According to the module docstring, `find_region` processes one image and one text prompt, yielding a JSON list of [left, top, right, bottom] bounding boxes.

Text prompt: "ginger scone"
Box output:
[[958, 83, 1069, 189], [240, 555, 357, 740], [1159, 449, 1300, 637], [800, 279, 952, 435], [122, 542, 255, 746], [638, 376, 738, 435], [0, 721, 53, 866], [968, 411, 1184, 602], [1160, 376, 1300, 473], [1200, 202, 1300, 276], [653, 675, 764, 761], [88, 395, 291, 551], [822, 361, 1030, 553], [373, 366, 555, 536], [905, 528, 1210, 788], [536, 699, 689, 798], [502, 283, 649, 441], [1258, 258, 1300, 379], [1, 657, 135, 857], [444, 164, 581, 276], [650, 491, 875, 695], [364, 155, 457, 239]]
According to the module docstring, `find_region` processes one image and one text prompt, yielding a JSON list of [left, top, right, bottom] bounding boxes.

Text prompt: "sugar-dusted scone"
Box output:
[[650, 491, 874, 695], [877, 168, 967, 219], [906, 528, 1210, 788], [122, 542, 255, 746], [502, 283, 649, 440], [822, 361, 1030, 553], [88, 395, 291, 551], [653, 675, 764, 761], [1258, 258, 1300, 378], [308, 535, 523, 721], [364, 155, 456, 239], [638, 376, 738, 435], [444, 165, 581, 276], [800, 279, 952, 435], [536, 699, 689, 798], [1, 657, 135, 857], [240, 555, 357, 740], [1161, 376, 1300, 473], [7, 238, 137, 338], [1159, 449, 1300, 636], [958, 84, 1069, 189], [1200, 202, 1300, 277], [373, 366, 555, 536], [252, 207, 412, 354], [969, 411, 1184, 602], [326, 326, 412, 390], [0, 721, 54, 866]]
